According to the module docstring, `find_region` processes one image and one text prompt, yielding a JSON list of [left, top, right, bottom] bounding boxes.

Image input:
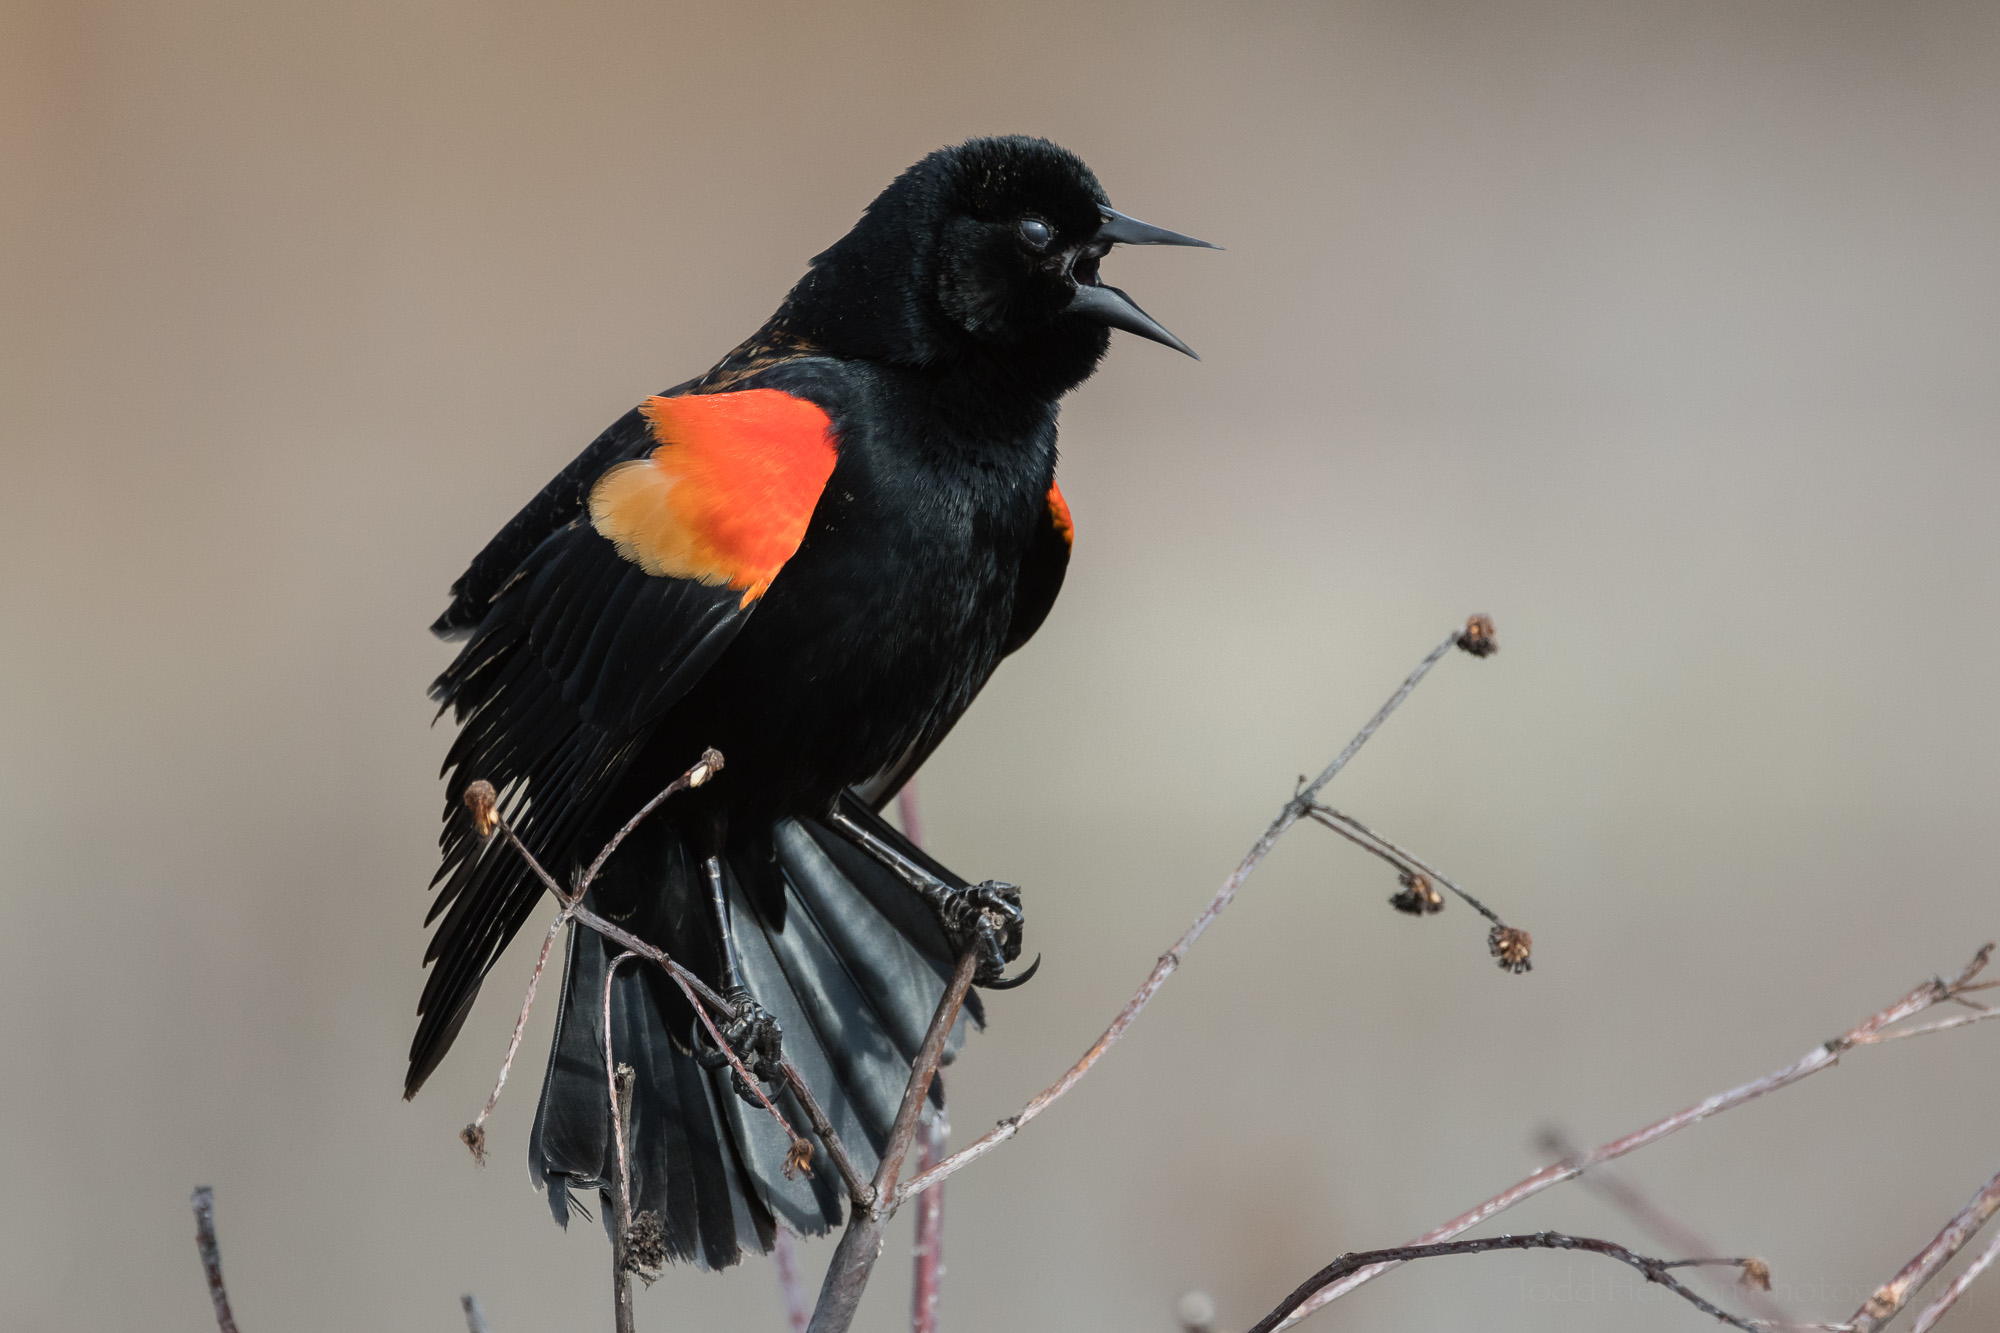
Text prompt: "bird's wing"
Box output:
[[409, 387, 839, 1095], [859, 481, 1073, 811]]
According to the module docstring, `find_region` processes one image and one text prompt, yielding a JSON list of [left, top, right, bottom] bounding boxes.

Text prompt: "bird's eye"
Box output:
[[1018, 217, 1053, 251]]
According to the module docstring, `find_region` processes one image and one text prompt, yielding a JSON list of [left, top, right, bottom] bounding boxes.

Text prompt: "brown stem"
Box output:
[[894, 783, 925, 848], [1908, 1227, 2000, 1333], [898, 777, 949, 1333], [1536, 1128, 1795, 1330], [609, 1059, 638, 1333], [808, 948, 980, 1333], [190, 1187, 239, 1333], [911, 1112, 948, 1333], [777, 1056, 877, 1208], [661, 965, 811, 1168], [897, 623, 1480, 1205], [1305, 805, 1509, 927], [1849, 1165, 2000, 1333], [1270, 943, 1996, 1327], [772, 1228, 811, 1333], [469, 747, 871, 1203], [460, 750, 730, 1139], [1244, 1232, 1763, 1333], [464, 914, 566, 1164], [577, 748, 724, 895], [603, 957, 638, 1238]]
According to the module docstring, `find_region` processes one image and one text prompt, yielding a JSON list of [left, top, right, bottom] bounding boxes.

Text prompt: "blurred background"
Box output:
[[4, 1, 1998, 1330]]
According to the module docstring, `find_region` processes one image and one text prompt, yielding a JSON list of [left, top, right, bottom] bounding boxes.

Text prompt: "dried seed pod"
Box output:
[[1739, 1258, 1772, 1291], [783, 1137, 815, 1180], [1389, 870, 1445, 916], [623, 1210, 667, 1283], [1489, 925, 1533, 973], [462, 779, 499, 837], [460, 1122, 487, 1167], [1457, 613, 1499, 658]]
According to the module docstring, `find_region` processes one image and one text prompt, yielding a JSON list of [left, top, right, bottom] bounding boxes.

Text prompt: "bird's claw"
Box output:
[[934, 880, 1026, 987], [696, 987, 785, 1104]]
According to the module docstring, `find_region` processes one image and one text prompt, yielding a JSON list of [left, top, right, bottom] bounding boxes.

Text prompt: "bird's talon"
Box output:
[[695, 988, 785, 1105], [928, 879, 1028, 987]]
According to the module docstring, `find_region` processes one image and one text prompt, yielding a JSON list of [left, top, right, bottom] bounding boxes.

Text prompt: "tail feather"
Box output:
[[527, 800, 980, 1268], [772, 820, 971, 1089]]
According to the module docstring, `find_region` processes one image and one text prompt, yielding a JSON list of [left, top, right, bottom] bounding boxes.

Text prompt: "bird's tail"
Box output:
[[528, 793, 980, 1268]]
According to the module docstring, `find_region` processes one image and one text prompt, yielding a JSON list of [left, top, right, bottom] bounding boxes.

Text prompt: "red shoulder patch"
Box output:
[[1046, 482, 1074, 548], [588, 389, 836, 606]]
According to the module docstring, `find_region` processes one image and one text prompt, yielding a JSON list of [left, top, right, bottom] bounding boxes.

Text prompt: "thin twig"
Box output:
[[466, 748, 868, 1195], [773, 1228, 811, 1333], [1908, 1226, 2000, 1333], [1848, 1166, 2000, 1333], [1306, 805, 1508, 926], [809, 948, 981, 1333], [190, 1187, 239, 1333], [898, 779, 950, 1333], [608, 1059, 638, 1333], [1244, 1231, 1764, 1333], [661, 965, 811, 1171], [577, 749, 725, 894], [463, 915, 565, 1164], [460, 750, 728, 1164], [897, 622, 1485, 1206], [1537, 1127, 1795, 1329], [776, 1055, 877, 1208], [460, 1294, 492, 1333], [895, 783, 925, 849], [1848, 1007, 1998, 1045], [603, 955, 639, 1239], [1270, 943, 1997, 1328], [911, 1111, 949, 1333]]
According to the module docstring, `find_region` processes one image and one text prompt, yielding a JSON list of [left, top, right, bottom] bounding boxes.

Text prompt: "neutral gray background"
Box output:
[[4, 2, 1997, 1330]]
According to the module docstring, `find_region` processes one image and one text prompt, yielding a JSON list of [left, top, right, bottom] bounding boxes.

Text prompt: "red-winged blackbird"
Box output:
[[412, 135, 1210, 1267]]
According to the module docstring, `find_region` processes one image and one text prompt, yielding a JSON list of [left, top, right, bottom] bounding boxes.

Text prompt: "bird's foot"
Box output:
[[696, 987, 785, 1104], [930, 880, 1034, 988]]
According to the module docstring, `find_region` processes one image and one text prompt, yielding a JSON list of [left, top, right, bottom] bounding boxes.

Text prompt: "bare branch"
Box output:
[[1245, 1231, 1764, 1333], [772, 1229, 811, 1333], [898, 779, 949, 1333], [577, 749, 725, 895], [1306, 805, 1508, 927], [894, 783, 925, 848], [603, 957, 639, 1240], [463, 915, 566, 1165], [897, 620, 1490, 1205], [189, 1187, 239, 1333], [1537, 1128, 1796, 1329], [911, 1112, 948, 1333], [1908, 1227, 2000, 1333], [464, 747, 870, 1204], [460, 1294, 492, 1333], [661, 964, 812, 1173], [608, 1056, 638, 1333], [1269, 943, 1998, 1327], [809, 948, 981, 1333], [1848, 1165, 2000, 1333], [775, 1055, 877, 1208]]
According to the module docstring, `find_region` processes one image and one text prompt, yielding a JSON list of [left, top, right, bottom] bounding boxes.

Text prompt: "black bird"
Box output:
[[413, 135, 1211, 1267]]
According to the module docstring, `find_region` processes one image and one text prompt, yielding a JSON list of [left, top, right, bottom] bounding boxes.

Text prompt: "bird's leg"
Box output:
[[825, 809, 1032, 987], [692, 855, 784, 1100]]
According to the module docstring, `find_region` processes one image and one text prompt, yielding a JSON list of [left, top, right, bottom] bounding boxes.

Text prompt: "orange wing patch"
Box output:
[[588, 389, 837, 606], [1046, 482, 1074, 547]]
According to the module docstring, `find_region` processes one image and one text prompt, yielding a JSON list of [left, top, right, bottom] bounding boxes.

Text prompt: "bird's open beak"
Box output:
[[1066, 207, 1217, 359]]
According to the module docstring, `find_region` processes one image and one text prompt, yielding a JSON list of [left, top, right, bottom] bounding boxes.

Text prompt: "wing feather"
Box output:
[[408, 385, 840, 1097]]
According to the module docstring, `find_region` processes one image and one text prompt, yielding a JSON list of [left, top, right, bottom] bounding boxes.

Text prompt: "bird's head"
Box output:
[[779, 135, 1214, 398]]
